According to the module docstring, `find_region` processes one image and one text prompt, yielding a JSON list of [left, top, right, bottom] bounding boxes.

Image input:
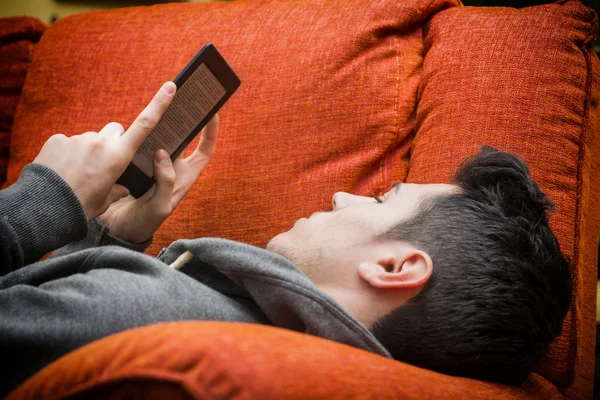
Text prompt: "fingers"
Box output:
[[122, 81, 177, 156], [149, 149, 176, 214], [169, 114, 220, 207], [180, 114, 219, 168], [196, 114, 219, 159], [107, 184, 130, 205], [99, 122, 124, 138]]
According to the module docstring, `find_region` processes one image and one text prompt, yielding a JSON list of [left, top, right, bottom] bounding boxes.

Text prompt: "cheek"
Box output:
[[293, 214, 345, 245], [354, 207, 402, 236], [319, 212, 379, 245], [290, 208, 391, 245]]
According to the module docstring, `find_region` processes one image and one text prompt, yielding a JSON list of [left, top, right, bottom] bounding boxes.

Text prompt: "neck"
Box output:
[[317, 283, 397, 329]]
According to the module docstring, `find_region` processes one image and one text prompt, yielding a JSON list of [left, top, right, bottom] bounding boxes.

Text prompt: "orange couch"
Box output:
[[1, 0, 599, 398]]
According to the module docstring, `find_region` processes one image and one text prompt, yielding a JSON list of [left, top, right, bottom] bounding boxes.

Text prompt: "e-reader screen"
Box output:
[[117, 43, 240, 198], [132, 63, 227, 177]]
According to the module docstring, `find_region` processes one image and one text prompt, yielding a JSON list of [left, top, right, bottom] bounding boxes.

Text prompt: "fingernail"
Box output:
[[163, 82, 176, 95], [155, 149, 171, 165]]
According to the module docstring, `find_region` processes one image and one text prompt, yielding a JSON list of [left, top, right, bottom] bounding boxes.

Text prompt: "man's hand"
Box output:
[[98, 114, 220, 244], [33, 82, 177, 220]]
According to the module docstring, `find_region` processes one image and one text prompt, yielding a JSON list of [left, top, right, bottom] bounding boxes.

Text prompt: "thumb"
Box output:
[[150, 149, 176, 211]]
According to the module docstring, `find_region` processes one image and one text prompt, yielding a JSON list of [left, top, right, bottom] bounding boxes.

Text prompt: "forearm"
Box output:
[[0, 164, 88, 275]]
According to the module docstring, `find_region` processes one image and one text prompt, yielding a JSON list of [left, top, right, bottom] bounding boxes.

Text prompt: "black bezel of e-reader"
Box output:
[[117, 43, 241, 198]]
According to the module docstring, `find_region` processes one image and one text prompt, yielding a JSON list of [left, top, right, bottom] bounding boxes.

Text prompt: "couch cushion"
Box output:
[[0, 17, 45, 186], [4, 0, 458, 253], [7, 322, 564, 400], [5, 0, 598, 397], [409, 1, 599, 398]]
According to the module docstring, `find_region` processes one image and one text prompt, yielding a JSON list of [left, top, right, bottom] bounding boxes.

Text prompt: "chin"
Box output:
[[266, 220, 301, 252], [265, 231, 286, 253], [266, 231, 297, 262]]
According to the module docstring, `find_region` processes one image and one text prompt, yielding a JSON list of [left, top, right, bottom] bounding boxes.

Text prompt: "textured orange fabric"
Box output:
[[410, 1, 599, 398], [7, 322, 564, 400], [0, 17, 45, 186], [5, 0, 459, 253], [4, 0, 599, 398]]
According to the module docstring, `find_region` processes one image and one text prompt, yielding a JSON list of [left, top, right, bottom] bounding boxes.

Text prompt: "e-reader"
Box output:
[[117, 43, 240, 198]]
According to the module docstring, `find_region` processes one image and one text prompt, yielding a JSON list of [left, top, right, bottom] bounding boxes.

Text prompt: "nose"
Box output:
[[332, 192, 373, 210]]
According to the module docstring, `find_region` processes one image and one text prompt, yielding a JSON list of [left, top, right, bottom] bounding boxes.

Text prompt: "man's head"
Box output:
[[267, 146, 572, 385], [267, 180, 456, 327]]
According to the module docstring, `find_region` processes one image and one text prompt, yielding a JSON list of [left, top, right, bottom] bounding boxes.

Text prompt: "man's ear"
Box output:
[[357, 247, 433, 290]]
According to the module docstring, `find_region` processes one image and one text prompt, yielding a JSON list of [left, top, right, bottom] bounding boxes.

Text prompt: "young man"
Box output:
[[0, 82, 571, 396]]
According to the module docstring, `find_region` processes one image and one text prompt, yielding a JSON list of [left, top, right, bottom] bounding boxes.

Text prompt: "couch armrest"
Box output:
[[0, 17, 45, 187], [9, 321, 563, 399]]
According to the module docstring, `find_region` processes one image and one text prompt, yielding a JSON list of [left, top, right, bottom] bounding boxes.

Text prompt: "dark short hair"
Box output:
[[370, 146, 572, 386]]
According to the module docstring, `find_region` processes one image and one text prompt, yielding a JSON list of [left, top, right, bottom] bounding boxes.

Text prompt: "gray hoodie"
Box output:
[[0, 164, 391, 397]]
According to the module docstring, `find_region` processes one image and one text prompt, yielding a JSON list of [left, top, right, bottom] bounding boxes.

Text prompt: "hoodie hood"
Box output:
[[160, 237, 392, 359]]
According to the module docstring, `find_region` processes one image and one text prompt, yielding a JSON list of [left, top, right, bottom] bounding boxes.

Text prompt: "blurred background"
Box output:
[[0, 0, 226, 23]]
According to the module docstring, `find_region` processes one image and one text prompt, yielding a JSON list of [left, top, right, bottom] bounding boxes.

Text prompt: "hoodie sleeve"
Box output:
[[51, 218, 153, 258], [0, 163, 88, 275]]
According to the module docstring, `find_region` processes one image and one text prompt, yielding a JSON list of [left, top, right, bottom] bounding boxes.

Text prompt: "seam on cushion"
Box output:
[[391, 28, 400, 190], [377, 16, 402, 196], [392, 0, 428, 189], [407, 24, 427, 180], [567, 0, 598, 392], [405, 0, 463, 181], [379, 25, 402, 194], [405, 24, 426, 181]]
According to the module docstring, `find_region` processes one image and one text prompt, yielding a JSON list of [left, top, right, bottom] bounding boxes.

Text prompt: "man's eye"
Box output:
[[373, 196, 384, 203]]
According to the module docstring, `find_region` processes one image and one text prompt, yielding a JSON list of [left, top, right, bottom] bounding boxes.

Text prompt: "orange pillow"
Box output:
[[0, 17, 45, 186], [409, 1, 600, 398], [8, 322, 564, 400], [5, 0, 459, 254]]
